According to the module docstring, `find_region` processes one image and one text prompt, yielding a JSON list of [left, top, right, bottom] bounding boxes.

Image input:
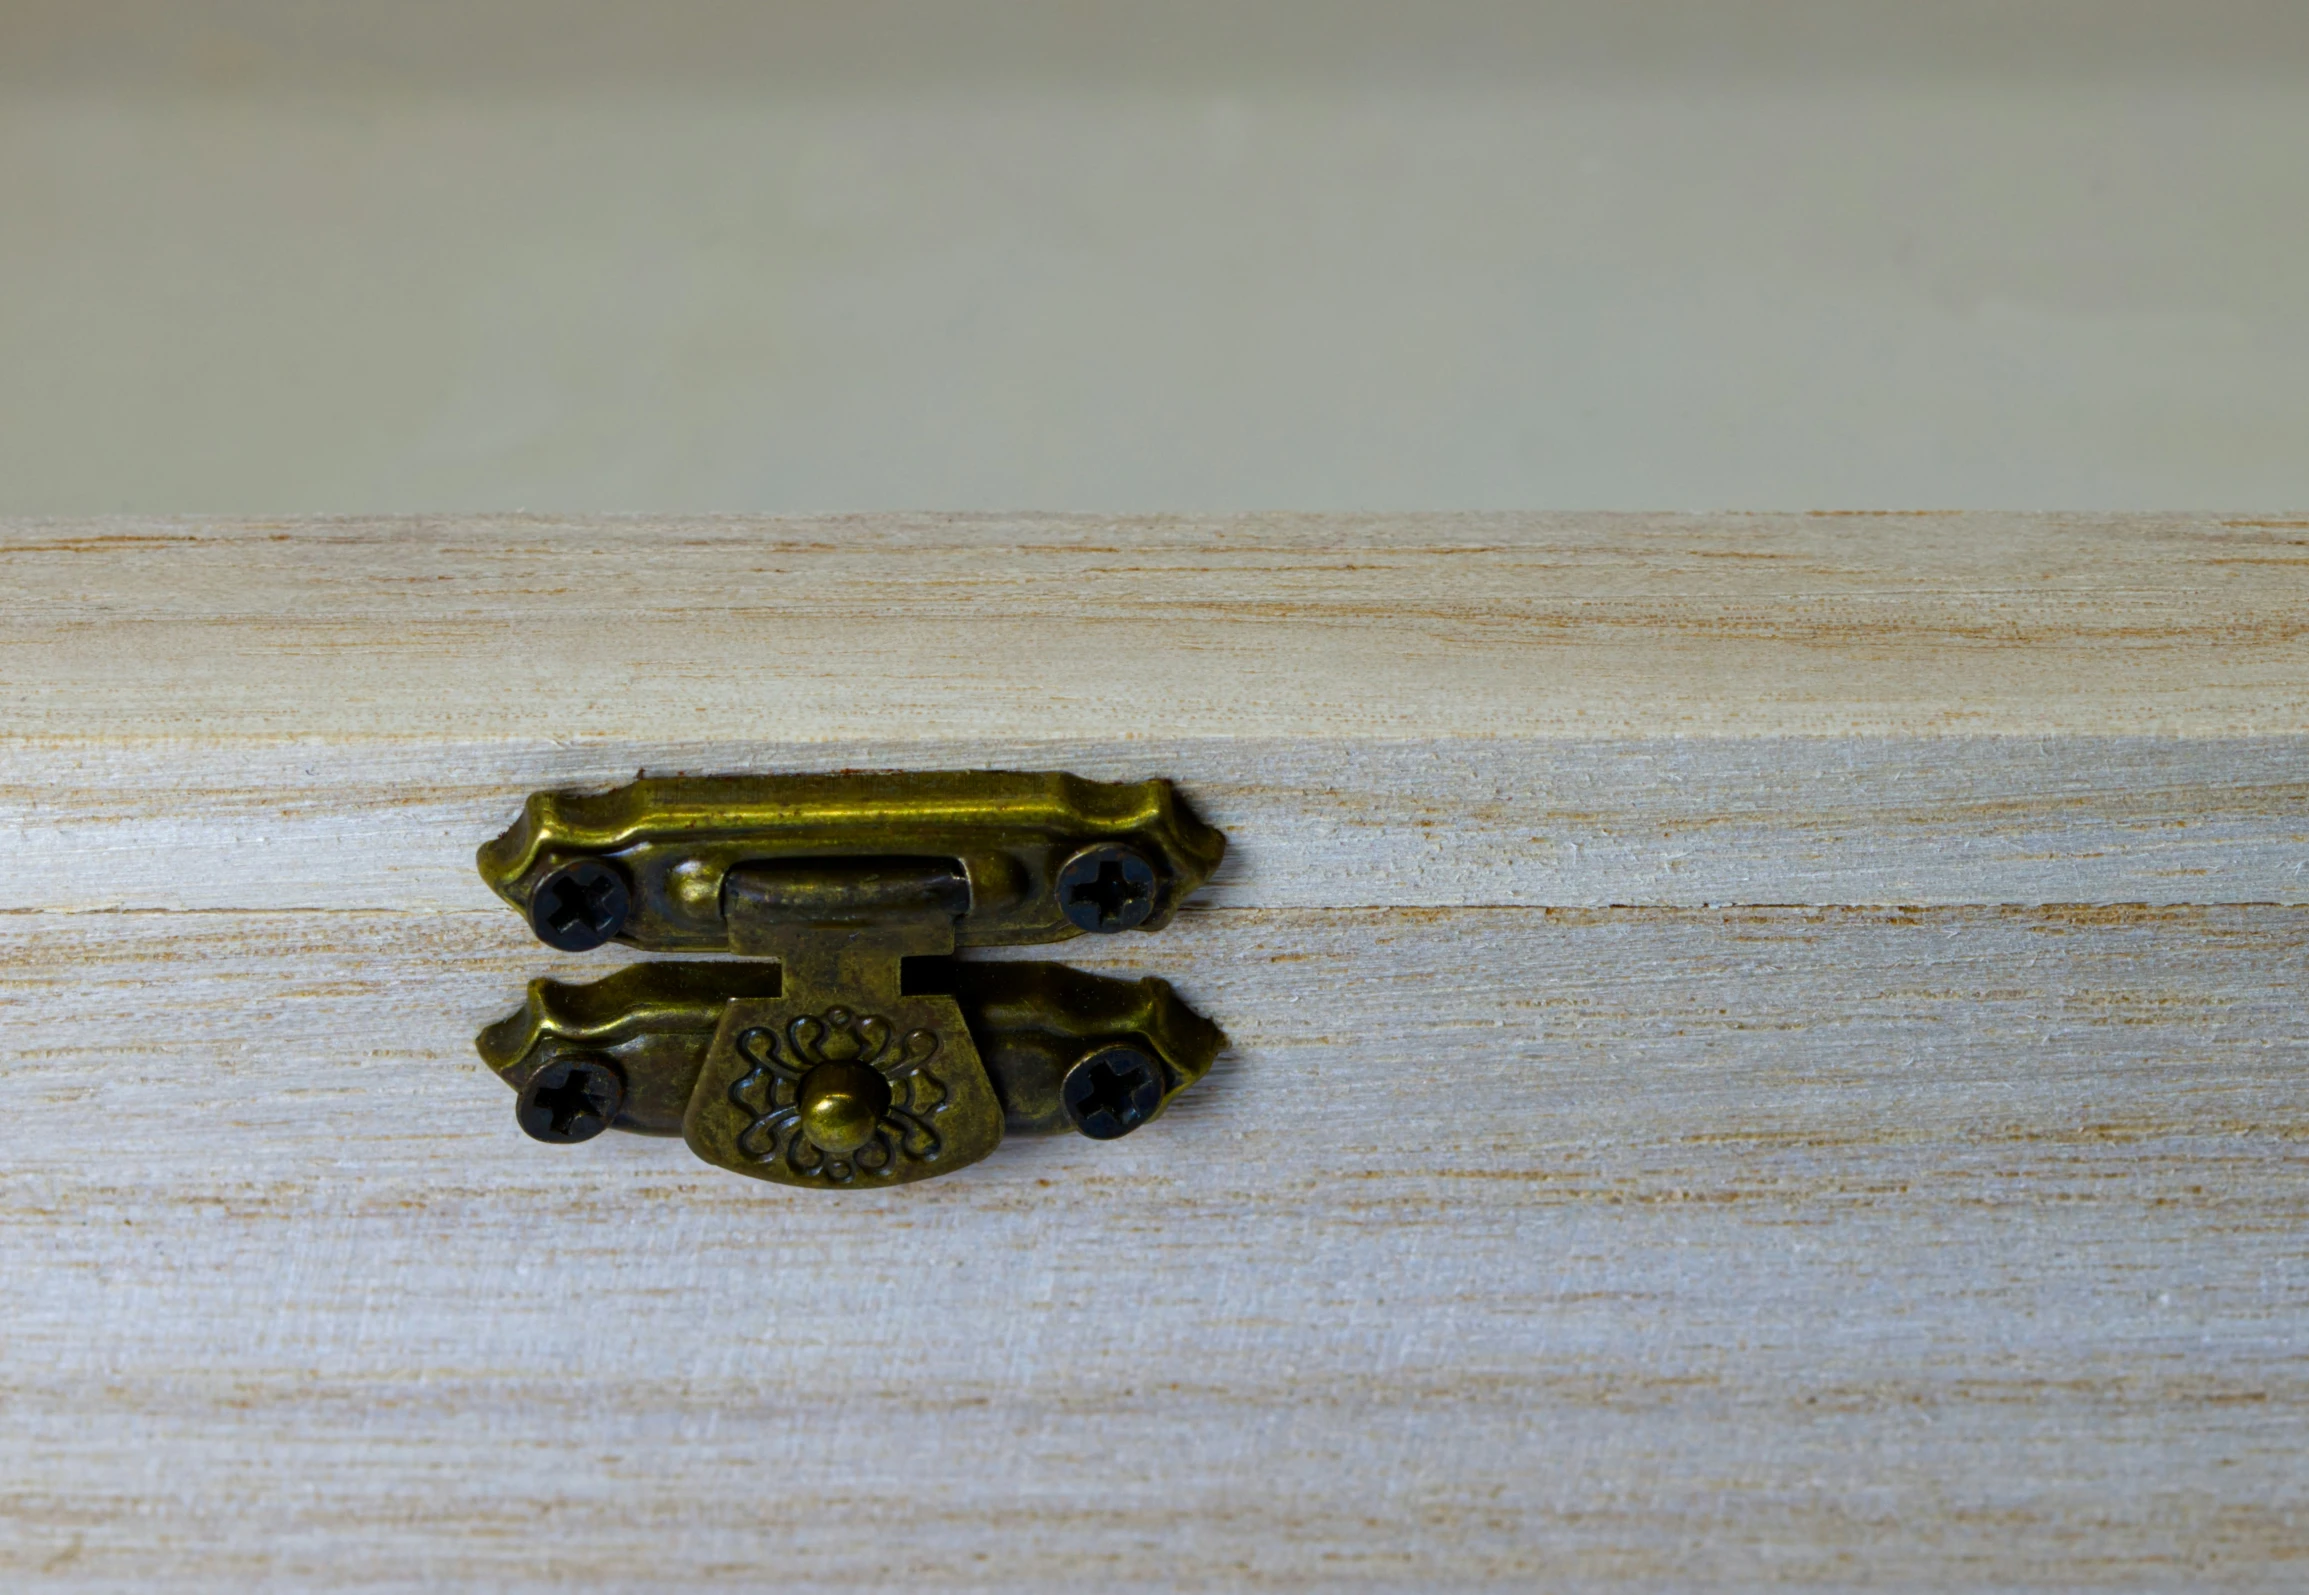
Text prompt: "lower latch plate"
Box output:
[[477, 961, 1225, 1188]]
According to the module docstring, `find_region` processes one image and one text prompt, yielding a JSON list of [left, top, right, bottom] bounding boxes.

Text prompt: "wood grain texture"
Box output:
[[4, 515, 2306, 1589], [4, 514, 2306, 910], [5, 904, 2305, 1590]]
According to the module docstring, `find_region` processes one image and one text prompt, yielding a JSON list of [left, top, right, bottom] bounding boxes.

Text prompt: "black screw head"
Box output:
[[1062, 1045, 1166, 1140], [528, 858, 631, 951], [515, 1054, 626, 1144], [1056, 844, 1158, 934]]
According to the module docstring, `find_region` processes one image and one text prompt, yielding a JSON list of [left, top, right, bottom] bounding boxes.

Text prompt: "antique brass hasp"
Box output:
[[476, 772, 1226, 1190]]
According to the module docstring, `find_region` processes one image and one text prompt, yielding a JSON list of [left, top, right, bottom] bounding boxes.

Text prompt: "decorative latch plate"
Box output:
[[475, 772, 1226, 1189]]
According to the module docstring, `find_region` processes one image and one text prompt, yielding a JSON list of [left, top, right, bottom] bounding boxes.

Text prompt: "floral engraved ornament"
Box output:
[[728, 1007, 948, 1182]]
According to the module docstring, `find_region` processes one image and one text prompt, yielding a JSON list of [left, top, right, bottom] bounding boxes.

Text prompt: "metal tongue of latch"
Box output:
[[682, 859, 1003, 1188]]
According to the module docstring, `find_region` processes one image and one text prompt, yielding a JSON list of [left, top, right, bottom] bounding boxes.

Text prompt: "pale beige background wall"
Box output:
[[5, 1, 2307, 513]]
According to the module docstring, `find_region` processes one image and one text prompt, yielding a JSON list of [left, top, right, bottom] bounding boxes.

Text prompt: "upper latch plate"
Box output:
[[478, 769, 1227, 952]]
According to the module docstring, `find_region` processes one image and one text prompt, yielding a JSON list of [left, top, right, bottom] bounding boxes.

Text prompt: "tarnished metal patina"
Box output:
[[479, 770, 1225, 952], [475, 771, 1227, 1189]]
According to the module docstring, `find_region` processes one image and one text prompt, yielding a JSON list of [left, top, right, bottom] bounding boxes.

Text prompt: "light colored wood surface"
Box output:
[[7, 905, 2305, 1588], [4, 515, 2305, 1589], [7, 513, 2308, 910]]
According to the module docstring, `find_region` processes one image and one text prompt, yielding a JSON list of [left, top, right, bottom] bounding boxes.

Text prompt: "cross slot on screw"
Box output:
[[1062, 1045, 1166, 1140], [516, 1054, 626, 1144], [529, 858, 632, 952], [1056, 844, 1158, 934]]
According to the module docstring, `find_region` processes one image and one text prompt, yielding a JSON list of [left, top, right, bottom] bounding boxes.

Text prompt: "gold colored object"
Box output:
[[475, 772, 1227, 1189], [478, 770, 1224, 951], [796, 1061, 891, 1157], [478, 960, 1221, 1144]]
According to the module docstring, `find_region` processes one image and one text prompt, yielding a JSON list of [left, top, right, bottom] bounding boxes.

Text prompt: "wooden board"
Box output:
[[9, 513, 2309, 913], [4, 514, 2306, 1590]]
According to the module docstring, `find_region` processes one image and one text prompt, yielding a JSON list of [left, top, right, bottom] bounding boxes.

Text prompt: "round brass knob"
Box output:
[[796, 1061, 893, 1155]]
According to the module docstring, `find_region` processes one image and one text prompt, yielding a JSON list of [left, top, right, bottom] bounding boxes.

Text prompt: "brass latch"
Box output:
[[474, 772, 1227, 1189]]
